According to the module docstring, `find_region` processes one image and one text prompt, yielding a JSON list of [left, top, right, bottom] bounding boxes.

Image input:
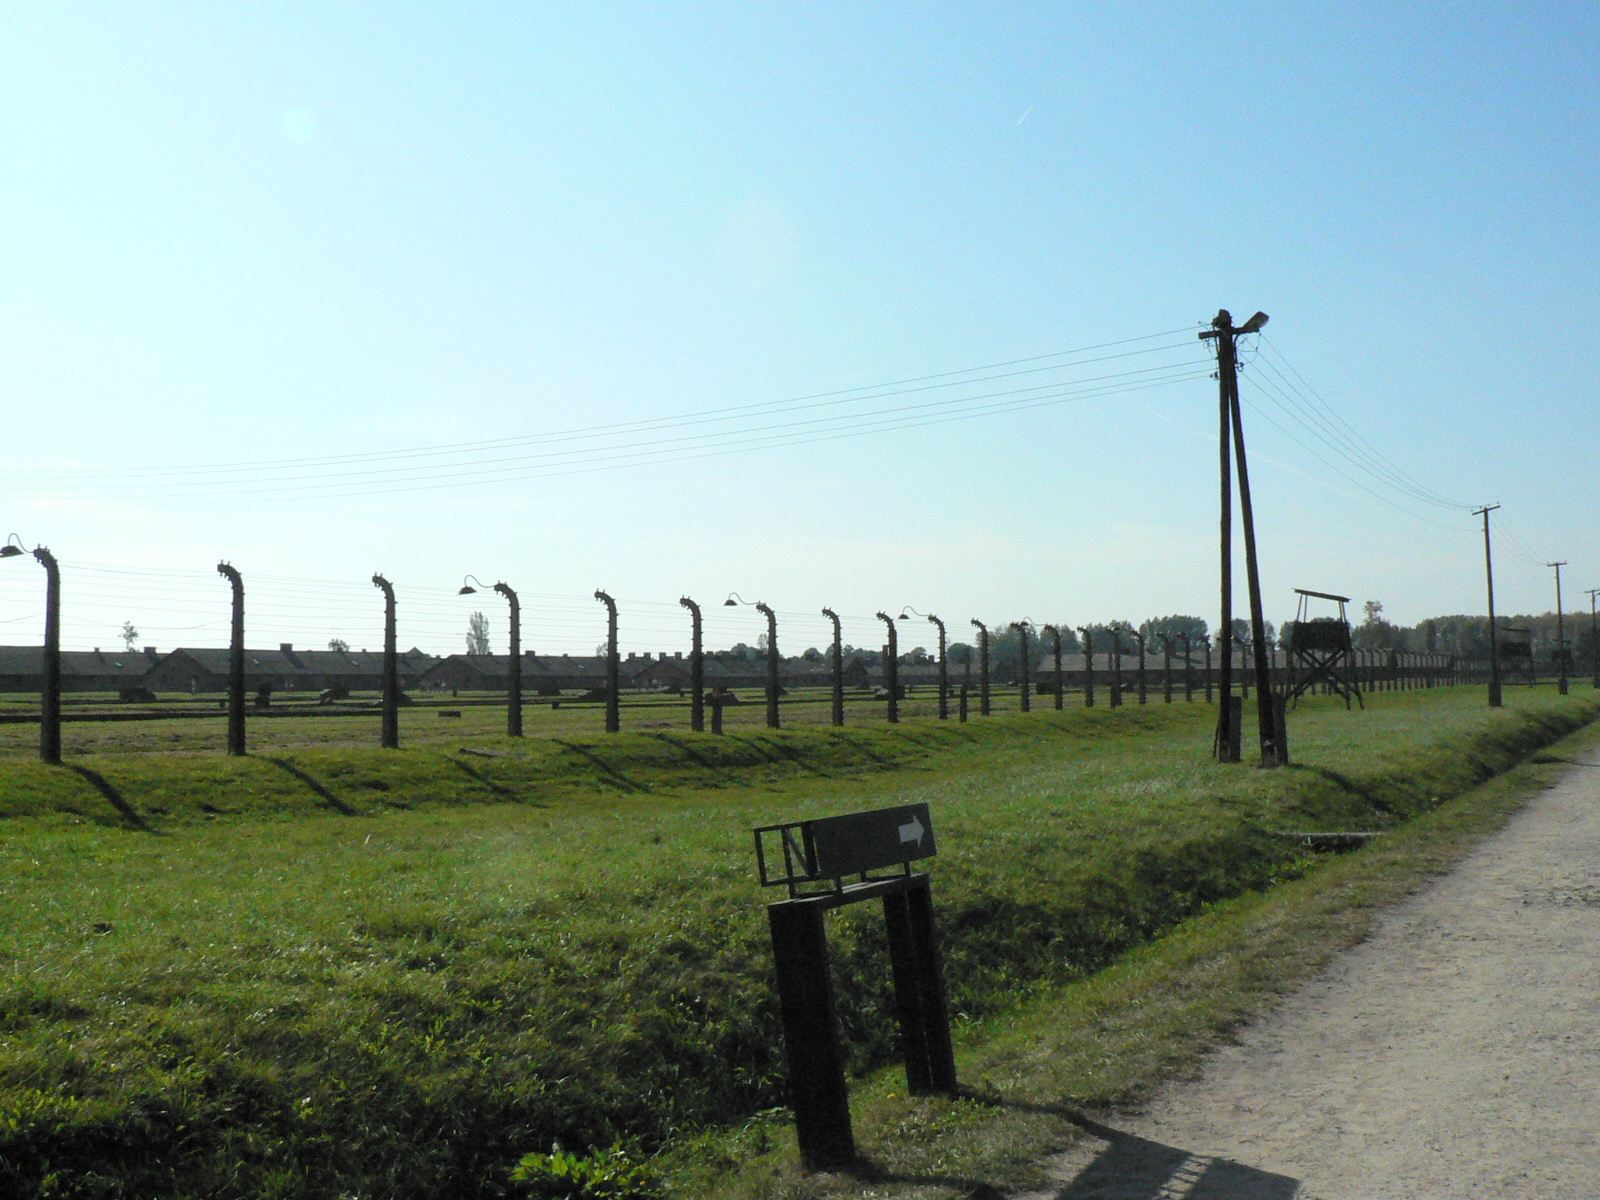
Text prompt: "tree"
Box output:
[[466, 612, 491, 656], [328, 638, 349, 652], [121, 622, 139, 652], [1138, 614, 1208, 650], [1356, 599, 1399, 651]]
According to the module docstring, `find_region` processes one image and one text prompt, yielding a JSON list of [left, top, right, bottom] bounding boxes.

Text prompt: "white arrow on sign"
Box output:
[[898, 813, 925, 847]]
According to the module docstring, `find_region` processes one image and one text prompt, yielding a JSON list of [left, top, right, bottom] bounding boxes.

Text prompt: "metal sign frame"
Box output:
[[755, 803, 955, 1170], [755, 803, 936, 897]]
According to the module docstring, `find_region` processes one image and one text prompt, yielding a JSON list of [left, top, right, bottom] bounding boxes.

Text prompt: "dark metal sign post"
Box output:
[[755, 803, 956, 1170]]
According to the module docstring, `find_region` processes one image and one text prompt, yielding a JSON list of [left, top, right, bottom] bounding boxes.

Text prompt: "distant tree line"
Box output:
[[468, 598, 1587, 679], [1334, 599, 1592, 661]]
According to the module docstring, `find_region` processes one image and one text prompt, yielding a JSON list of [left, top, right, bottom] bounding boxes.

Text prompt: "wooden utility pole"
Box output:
[[1588, 589, 1599, 691], [1549, 562, 1569, 695], [1475, 505, 1502, 707], [1201, 309, 1279, 764]]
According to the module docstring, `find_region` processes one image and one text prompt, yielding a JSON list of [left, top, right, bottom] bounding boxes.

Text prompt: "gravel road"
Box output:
[[1036, 746, 1600, 1200]]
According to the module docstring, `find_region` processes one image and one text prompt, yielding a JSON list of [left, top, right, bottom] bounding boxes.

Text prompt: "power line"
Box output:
[[14, 354, 1212, 505], [1244, 340, 1472, 512], [10, 329, 1201, 484], [1238, 377, 1477, 532]]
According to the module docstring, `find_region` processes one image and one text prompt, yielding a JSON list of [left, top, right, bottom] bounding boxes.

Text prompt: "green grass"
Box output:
[[0, 687, 1017, 758], [687, 705, 1600, 1200], [0, 687, 1591, 1199]]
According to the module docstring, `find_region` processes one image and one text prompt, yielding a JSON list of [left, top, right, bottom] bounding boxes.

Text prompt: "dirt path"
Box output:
[[1035, 746, 1600, 1200]]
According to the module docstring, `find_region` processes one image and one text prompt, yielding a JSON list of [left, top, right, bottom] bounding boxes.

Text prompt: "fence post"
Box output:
[[1051, 625, 1064, 712], [34, 548, 62, 765], [823, 608, 844, 727], [878, 612, 898, 724], [371, 574, 399, 749], [1012, 622, 1031, 713], [680, 597, 704, 732], [971, 620, 990, 715], [217, 562, 246, 756], [595, 590, 619, 733]]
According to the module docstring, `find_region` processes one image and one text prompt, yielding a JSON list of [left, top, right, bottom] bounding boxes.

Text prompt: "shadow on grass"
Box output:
[[1283, 762, 1399, 816], [724, 733, 835, 779], [446, 756, 545, 805], [646, 732, 730, 781], [262, 756, 359, 815], [551, 739, 649, 792], [60, 764, 156, 833], [836, 733, 900, 768]]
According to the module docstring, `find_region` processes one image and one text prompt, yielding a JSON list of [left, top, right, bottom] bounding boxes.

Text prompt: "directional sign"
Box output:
[[757, 803, 936, 887]]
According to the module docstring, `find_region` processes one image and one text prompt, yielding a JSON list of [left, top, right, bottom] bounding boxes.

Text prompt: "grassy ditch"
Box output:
[[685, 710, 1600, 1200], [0, 689, 1592, 1199]]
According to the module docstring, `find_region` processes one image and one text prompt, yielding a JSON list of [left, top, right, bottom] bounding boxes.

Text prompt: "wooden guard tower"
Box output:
[[1286, 589, 1363, 709], [1498, 624, 1536, 685]]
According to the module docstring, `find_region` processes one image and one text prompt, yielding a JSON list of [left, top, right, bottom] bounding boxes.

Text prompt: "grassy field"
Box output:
[[0, 686, 1025, 757], [0, 686, 1591, 1199], [691, 706, 1600, 1200]]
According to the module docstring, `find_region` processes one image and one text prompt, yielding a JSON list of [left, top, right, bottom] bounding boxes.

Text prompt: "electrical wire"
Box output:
[[6, 337, 1209, 504], [1243, 338, 1473, 512], [12, 328, 1200, 481], [1237, 378, 1477, 532]]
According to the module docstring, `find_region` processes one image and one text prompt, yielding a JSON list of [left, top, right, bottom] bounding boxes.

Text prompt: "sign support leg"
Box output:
[[906, 878, 957, 1094], [883, 890, 935, 1094], [768, 902, 855, 1169]]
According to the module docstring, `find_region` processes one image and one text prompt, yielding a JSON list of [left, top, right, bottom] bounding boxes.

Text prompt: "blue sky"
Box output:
[[1, 3, 1595, 657]]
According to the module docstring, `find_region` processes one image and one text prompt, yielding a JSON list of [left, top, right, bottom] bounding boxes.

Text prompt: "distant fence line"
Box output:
[[0, 556, 1565, 761]]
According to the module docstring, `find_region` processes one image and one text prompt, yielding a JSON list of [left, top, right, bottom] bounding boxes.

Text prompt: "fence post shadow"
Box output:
[[60, 763, 156, 833], [262, 756, 360, 815], [550, 739, 649, 792]]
